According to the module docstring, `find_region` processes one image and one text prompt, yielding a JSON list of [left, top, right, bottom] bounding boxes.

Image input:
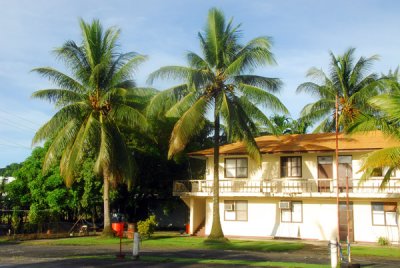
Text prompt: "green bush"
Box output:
[[377, 236, 389, 246], [137, 215, 157, 239]]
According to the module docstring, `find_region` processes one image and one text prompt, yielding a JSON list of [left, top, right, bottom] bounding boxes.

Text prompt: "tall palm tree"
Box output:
[[297, 48, 382, 132], [32, 19, 151, 235], [147, 8, 287, 239], [348, 70, 400, 186]]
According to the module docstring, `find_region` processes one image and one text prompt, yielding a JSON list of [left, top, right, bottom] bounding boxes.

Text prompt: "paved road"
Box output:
[[0, 241, 399, 267]]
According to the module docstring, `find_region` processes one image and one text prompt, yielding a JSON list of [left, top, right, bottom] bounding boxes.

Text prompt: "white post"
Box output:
[[132, 232, 140, 260], [330, 239, 338, 268]]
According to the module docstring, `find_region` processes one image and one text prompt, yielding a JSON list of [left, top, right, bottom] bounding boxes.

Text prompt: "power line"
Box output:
[[0, 142, 31, 150], [0, 108, 43, 128], [0, 116, 37, 132]]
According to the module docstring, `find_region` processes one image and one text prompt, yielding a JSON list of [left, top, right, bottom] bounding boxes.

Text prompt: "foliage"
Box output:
[[31, 18, 154, 235], [137, 215, 157, 239], [347, 71, 400, 187], [266, 114, 310, 134], [3, 146, 71, 230], [297, 48, 383, 132], [377, 236, 390, 246], [0, 163, 22, 177], [11, 207, 21, 235]]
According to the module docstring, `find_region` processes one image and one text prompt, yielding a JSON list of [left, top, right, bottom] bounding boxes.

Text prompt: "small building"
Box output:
[[0, 176, 15, 185], [173, 131, 400, 243]]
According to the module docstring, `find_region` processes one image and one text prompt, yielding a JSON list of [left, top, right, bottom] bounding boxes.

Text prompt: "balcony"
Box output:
[[173, 178, 400, 198]]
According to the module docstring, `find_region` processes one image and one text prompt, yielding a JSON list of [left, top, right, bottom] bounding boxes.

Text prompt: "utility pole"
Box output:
[[335, 94, 340, 261]]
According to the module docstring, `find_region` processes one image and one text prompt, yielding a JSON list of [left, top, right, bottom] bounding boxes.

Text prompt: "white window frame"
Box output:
[[281, 201, 302, 223], [372, 202, 398, 226], [224, 200, 248, 221]]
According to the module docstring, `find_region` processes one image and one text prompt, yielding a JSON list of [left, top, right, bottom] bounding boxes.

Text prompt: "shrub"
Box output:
[[137, 215, 157, 239], [377, 236, 389, 246]]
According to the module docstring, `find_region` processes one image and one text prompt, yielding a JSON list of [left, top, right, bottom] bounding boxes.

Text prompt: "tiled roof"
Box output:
[[188, 131, 400, 156]]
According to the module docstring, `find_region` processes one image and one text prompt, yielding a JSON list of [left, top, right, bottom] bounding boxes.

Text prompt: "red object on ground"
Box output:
[[111, 222, 124, 237], [185, 223, 190, 234]]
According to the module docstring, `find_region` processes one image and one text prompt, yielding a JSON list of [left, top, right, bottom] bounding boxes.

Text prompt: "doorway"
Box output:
[[339, 201, 354, 242]]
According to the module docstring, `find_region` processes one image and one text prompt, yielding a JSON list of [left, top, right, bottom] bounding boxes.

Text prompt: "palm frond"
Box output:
[[225, 36, 275, 76], [146, 84, 189, 118], [220, 92, 261, 164], [239, 84, 288, 114], [168, 97, 210, 158], [147, 66, 192, 84], [166, 91, 199, 118], [32, 67, 85, 92], [234, 75, 282, 93], [111, 104, 148, 132], [32, 102, 90, 145], [32, 89, 85, 107], [42, 118, 82, 172]]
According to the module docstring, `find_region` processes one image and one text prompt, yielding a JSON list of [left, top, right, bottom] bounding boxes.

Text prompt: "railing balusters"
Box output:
[[173, 178, 400, 194]]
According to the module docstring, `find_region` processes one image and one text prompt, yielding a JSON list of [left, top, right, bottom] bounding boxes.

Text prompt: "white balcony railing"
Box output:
[[173, 178, 400, 195]]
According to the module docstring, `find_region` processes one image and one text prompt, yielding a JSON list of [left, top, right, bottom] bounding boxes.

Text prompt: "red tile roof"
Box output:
[[189, 131, 400, 156]]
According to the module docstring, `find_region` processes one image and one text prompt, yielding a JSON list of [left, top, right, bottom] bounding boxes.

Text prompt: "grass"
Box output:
[[22, 232, 304, 252], [345, 245, 400, 259], [139, 256, 329, 268], [5, 232, 400, 260], [66, 254, 329, 268]]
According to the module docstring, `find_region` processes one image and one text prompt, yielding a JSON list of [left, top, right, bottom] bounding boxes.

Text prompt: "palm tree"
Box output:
[[348, 70, 400, 186], [297, 48, 382, 132], [147, 8, 287, 239], [32, 19, 151, 235]]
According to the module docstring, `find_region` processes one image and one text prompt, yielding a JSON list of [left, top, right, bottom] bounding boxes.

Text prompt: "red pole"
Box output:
[[346, 175, 351, 263], [335, 94, 340, 249]]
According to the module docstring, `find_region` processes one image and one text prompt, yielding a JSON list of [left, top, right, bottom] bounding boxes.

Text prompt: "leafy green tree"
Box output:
[[0, 163, 22, 177], [297, 48, 383, 132], [266, 115, 310, 134], [31, 19, 152, 235], [148, 8, 287, 239]]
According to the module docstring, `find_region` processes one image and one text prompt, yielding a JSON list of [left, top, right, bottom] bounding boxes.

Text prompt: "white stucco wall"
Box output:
[[204, 198, 338, 240], [203, 198, 399, 242], [353, 201, 400, 243], [205, 152, 370, 181]]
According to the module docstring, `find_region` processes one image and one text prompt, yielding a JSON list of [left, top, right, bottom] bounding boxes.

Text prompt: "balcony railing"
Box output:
[[173, 178, 400, 195]]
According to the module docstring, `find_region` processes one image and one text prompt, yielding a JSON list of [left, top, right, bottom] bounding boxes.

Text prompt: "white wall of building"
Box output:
[[202, 198, 399, 243], [353, 201, 400, 243], [205, 152, 368, 182], [204, 198, 338, 240]]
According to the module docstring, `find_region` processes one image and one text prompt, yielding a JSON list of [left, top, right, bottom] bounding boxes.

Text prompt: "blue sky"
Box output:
[[1, 0, 400, 168]]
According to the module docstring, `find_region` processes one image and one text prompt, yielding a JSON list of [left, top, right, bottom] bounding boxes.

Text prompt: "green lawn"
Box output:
[[5, 232, 400, 260], [67, 254, 329, 268], [23, 232, 304, 252], [346, 245, 400, 258]]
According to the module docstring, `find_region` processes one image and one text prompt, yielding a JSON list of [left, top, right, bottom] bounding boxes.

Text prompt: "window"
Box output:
[[372, 202, 397, 226], [318, 156, 333, 178], [225, 158, 248, 178], [280, 156, 302, 177], [281, 201, 302, 223], [371, 168, 383, 177], [224, 200, 248, 221], [371, 167, 396, 177]]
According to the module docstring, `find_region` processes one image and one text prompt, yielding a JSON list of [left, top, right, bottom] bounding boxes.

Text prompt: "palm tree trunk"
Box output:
[[208, 101, 224, 239], [102, 176, 113, 236]]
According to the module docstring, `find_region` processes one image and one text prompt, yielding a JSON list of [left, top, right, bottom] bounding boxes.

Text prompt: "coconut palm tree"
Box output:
[[297, 48, 382, 132], [347, 70, 400, 186], [32, 19, 151, 235], [147, 8, 288, 239]]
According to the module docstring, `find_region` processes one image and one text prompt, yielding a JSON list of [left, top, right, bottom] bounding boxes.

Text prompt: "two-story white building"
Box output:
[[173, 131, 400, 243]]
